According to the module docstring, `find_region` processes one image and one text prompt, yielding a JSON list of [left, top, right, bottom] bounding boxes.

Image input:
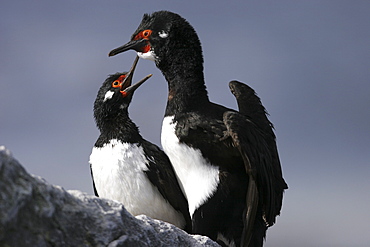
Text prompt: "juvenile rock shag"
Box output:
[[109, 11, 287, 247], [90, 56, 191, 232]]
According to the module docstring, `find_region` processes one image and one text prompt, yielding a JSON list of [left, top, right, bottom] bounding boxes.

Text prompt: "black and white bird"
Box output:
[[89, 56, 192, 232], [109, 11, 287, 247]]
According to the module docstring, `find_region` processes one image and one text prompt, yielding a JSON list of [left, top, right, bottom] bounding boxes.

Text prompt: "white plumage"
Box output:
[[161, 116, 220, 216], [89, 139, 185, 228]]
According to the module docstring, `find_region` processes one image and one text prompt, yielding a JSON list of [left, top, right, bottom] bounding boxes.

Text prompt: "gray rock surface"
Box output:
[[0, 146, 219, 247]]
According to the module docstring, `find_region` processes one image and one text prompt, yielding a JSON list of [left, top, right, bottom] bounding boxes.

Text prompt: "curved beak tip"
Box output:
[[122, 73, 153, 95], [108, 39, 147, 58], [108, 47, 123, 57]]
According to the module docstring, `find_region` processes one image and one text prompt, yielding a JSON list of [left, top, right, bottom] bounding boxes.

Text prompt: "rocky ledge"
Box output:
[[0, 146, 218, 247]]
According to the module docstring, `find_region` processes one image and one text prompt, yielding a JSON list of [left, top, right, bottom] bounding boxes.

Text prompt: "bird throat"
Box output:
[[137, 50, 157, 61]]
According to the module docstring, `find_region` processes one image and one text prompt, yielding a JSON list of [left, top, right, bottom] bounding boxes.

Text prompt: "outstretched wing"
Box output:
[[141, 140, 192, 233], [224, 81, 288, 246], [223, 111, 267, 246], [229, 80, 287, 224], [229, 80, 274, 135]]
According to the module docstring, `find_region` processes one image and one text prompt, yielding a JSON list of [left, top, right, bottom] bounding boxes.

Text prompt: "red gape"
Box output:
[[133, 30, 152, 53], [120, 91, 128, 97]]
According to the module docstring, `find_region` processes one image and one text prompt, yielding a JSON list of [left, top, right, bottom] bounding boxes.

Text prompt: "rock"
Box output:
[[0, 146, 219, 247]]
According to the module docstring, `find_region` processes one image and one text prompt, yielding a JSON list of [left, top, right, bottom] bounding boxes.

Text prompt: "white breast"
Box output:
[[89, 139, 185, 228], [161, 116, 220, 217]]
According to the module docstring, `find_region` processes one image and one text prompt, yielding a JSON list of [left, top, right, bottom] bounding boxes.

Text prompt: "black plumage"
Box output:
[[90, 56, 192, 232], [109, 11, 287, 247]]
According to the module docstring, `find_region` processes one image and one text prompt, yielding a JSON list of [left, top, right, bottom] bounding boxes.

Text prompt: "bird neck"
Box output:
[[96, 110, 142, 145], [158, 47, 209, 116]]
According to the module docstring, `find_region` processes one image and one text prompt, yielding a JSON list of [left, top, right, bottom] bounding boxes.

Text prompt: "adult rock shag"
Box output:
[[90, 56, 192, 232], [108, 11, 287, 247]]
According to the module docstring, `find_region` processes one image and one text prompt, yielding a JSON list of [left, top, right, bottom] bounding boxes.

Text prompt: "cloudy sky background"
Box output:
[[1, 1, 369, 246]]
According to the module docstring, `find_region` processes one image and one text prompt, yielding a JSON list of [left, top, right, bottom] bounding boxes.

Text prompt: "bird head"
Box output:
[[108, 11, 202, 68], [94, 56, 152, 121]]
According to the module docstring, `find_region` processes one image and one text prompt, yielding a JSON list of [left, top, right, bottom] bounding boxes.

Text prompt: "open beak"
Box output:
[[121, 74, 152, 96], [120, 55, 140, 89], [120, 55, 152, 97], [109, 39, 147, 57]]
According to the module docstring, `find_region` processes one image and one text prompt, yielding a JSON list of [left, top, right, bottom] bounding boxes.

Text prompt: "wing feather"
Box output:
[[224, 81, 287, 246], [142, 140, 192, 233], [229, 81, 287, 225]]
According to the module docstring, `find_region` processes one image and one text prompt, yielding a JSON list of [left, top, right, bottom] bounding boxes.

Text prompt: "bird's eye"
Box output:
[[134, 29, 152, 41], [142, 30, 152, 38], [112, 80, 121, 88]]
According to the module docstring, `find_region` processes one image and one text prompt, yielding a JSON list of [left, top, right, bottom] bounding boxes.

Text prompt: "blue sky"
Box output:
[[1, 1, 369, 246]]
